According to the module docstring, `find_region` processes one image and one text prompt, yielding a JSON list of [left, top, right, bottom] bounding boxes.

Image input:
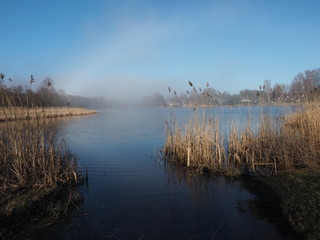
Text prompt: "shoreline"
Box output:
[[0, 107, 87, 239], [0, 107, 97, 122], [164, 100, 320, 239], [163, 102, 300, 108], [0, 184, 83, 239]]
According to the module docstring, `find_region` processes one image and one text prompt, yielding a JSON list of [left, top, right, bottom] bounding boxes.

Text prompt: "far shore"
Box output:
[[0, 107, 97, 121], [164, 102, 300, 109]]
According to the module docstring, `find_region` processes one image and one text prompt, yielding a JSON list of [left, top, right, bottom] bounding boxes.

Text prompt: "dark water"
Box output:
[[38, 106, 294, 239]]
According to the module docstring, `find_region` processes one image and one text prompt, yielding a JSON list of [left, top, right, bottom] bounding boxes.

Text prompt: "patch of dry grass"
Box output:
[[164, 112, 227, 173], [164, 101, 320, 174], [0, 107, 96, 121], [0, 74, 92, 238], [0, 109, 84, 238], [228, 102, 320, 173], [0, 117, 81, 208]]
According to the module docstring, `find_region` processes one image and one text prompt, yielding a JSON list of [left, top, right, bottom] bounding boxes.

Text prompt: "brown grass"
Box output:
[[0, 108, 84, 239], [0, 107, 97, 122], [228, 102, 320, 173], [0, 119, 79, 189], [0, 88, 90, 237], [164, 112, 227, 173], [164, 101, 320, 174]]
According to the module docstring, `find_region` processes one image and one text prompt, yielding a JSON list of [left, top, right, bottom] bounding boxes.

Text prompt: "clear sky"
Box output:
[[1, 0, 319, 101]]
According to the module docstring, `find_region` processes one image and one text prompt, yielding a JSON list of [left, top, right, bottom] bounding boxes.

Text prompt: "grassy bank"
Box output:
[[0, 107, 97, 121], [262, 173, 320, 240], [0, 74, 94, 238], [163, 101, 320, 239], [0, 111, 84, 238]]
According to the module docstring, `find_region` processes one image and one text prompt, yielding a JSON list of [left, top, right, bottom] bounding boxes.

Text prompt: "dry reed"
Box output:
[[164, 112, 227, 173], [0, 119, 79, 189], [0, 107, 96, 122], [0, 74, 92, 200], [0, 116, 82, 220], [228, 101, 320, 173], [0, 109, 83, 239], [164, 101, 320, 174], [0, 75, 89, 238]]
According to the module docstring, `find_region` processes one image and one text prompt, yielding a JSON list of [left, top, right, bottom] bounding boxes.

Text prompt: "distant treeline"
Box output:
[[139, 93, 166, 108], [2, 68, 320, 109], [165, 68, 320, 107], [0, 74, 122, 109]]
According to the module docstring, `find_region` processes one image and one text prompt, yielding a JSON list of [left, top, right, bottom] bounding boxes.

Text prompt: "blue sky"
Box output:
[[1, 0, 319, 101]]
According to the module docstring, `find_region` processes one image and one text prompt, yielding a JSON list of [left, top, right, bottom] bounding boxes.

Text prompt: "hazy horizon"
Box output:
[[1, 0, 319, 102]]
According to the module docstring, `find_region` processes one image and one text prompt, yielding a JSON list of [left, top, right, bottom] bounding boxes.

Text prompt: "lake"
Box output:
[[37, 106, 295, 239]]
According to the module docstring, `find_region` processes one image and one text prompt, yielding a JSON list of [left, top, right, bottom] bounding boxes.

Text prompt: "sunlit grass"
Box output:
[[165, 101, 320, 174], [0, 74, 92, 238], [228, 101, 320, 173], [164, 112, 227, 173], [0, 107, 96, 121]]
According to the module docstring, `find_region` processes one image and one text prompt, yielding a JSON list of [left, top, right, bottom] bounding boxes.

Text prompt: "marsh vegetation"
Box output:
[[164, 103, 320, 239], [0, 74, 93, 238], [164, 74, 320, 239], [0, 114, 84, 238], [164, 96, 320, 174]]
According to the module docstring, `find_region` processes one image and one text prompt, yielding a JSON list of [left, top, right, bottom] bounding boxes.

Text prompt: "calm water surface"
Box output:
[[38, 106, 294, 240]]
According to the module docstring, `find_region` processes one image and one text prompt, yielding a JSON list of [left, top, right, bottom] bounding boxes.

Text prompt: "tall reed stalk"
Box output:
[[228, 101, 320, 173], [0, 117, 79, 189], [164, 111, 226, 172], [0, 74, 83, 220]]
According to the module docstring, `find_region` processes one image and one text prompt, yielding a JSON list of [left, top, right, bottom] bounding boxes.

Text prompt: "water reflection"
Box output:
[[161, 160, 212, 201]]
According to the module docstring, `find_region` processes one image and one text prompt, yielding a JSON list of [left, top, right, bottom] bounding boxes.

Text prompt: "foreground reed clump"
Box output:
[[0, 109, 83, 238], [165, 101, 320, 174], [0, 74, 94, 238], [228, 102, 320, 173], [164, 112, 228, 173], [0, 118, 79, 189], [164, 101, 320, 239]]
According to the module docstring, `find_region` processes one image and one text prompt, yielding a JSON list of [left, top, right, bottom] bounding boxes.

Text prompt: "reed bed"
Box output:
[[0, 74, 94, 238], [164, 112, 227, 173], [164, 101, 320, 174], [0, 119, 78, 189], [0, 116, 81, 213], [0, 107, 97, 122], [0, 109, 84, 238], [164, 81, 320, 239], [228, 102, 320, 173], [163, 102, 320, 239]]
